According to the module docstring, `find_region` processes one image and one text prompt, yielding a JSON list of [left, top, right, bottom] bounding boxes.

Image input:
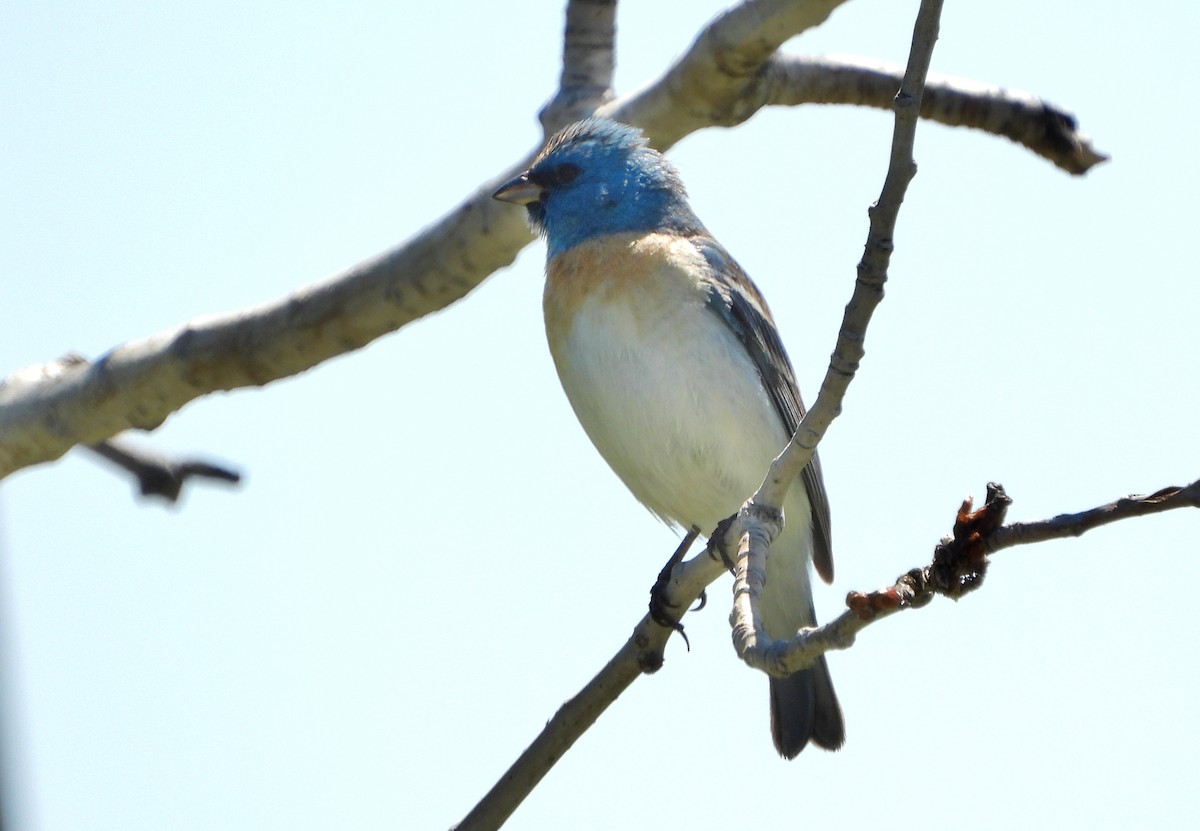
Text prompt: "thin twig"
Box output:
[[764, 479, 1200, 676], [986, 479, 1200, 552], [727, 0, 945, 682], [452, 549, 725, 831], [84, 439, 241, 504], [763, 55, 1106, 174]]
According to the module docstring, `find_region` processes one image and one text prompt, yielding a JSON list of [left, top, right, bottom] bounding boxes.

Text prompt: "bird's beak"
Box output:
[[492, 173, 542, 205]]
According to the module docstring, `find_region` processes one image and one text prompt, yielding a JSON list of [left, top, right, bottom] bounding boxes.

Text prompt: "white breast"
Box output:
[[549, 265, 787, 534]]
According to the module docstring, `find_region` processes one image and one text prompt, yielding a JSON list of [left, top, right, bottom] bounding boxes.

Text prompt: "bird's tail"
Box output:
[[769, 654, 844, 758]]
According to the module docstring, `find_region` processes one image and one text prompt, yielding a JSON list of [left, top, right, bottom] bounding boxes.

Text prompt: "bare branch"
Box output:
[[762, 54, 1106, 174], [0, 0, 1107, 481], [456, 468, 1197, 831], [728, 0, 944, 677], [608, 0, 853, 146], [453, 548, 726, 831], [539, 0, 618, 134], [0, 174, 537, 479], [758, 479, 1200, 677], [987, 480, 1200, 552]]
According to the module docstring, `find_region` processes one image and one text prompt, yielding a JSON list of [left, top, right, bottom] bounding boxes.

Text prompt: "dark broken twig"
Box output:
[[85, 438, 241, 504], [847, 479, 1200, 627]]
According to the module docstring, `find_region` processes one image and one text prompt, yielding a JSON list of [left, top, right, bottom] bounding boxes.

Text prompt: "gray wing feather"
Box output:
[[693, 236, 834, 582]]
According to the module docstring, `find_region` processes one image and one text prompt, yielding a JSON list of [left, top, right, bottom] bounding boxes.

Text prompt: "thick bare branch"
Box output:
[[608, 0, 852, 146], [0, 170, 537, 479], [0, 0, 1107, 481], [539, 0, 618, 134]]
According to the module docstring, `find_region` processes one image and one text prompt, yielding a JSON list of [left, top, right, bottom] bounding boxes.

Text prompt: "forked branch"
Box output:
[[0, 0, 1106, 481]]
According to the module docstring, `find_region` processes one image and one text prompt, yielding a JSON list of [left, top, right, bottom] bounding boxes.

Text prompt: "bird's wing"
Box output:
[[692, 235, 834, 583]]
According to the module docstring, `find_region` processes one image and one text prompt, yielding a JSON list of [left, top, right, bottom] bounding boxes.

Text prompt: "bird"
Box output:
[[493, 118, 844, 757]]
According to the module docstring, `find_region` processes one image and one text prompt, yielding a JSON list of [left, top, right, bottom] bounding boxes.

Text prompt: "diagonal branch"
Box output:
[[452, 543, 727, 831], [0, 173, 537, 479], [727, 0, 943, 689]]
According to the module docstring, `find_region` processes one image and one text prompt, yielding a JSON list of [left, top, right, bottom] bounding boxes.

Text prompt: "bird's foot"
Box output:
[[705, 515, 738, 571], [648, 526, 701, 650]]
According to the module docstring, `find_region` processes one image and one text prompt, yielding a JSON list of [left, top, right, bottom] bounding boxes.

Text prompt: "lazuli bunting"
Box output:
[[494, 118, 844, 757]]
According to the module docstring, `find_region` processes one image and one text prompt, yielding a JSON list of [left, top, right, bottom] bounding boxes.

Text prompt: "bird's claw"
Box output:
[[706, 516, 738, 571], [648, 526, 701, 651]]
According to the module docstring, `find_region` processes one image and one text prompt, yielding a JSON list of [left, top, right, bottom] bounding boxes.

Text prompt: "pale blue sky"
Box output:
[[2, 2, 1198, 829]]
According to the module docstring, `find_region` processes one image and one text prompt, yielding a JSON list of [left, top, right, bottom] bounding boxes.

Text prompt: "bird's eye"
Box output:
[[527, 161, 581, 189], [552, 162, 581, 185]]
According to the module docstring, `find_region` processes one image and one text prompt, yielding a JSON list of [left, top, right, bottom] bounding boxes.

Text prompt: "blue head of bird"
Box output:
[[493, 119, 703, 257]]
